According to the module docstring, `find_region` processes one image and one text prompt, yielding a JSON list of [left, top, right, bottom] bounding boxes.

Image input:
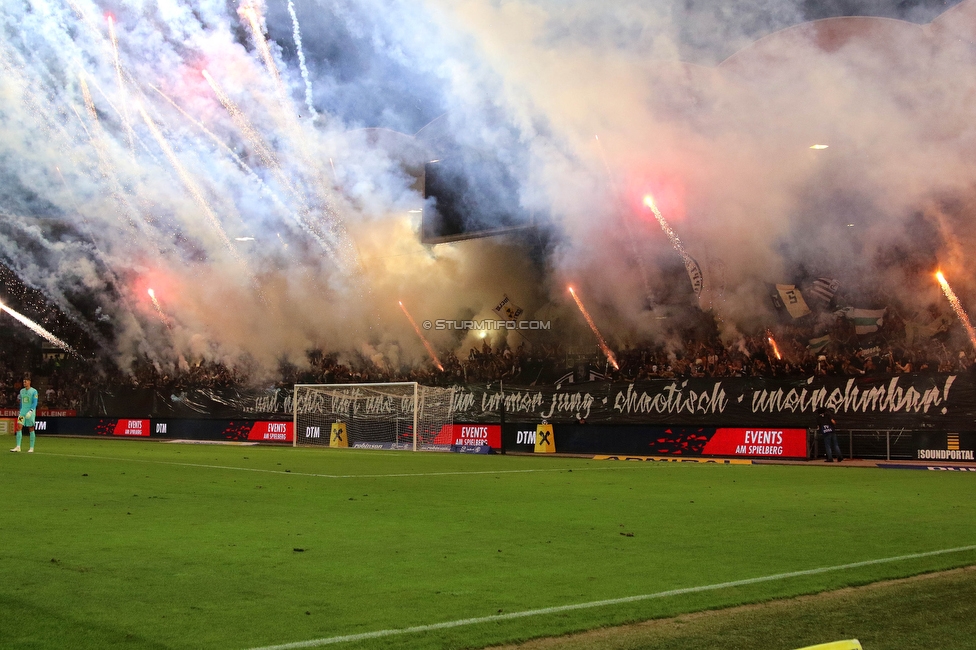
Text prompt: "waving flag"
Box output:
[[807, 335, 831, 353], [808, 277, 839, 307], [772, 284, 811, 319], [493, 294, 523, 320], [838, 307, 886, 335]]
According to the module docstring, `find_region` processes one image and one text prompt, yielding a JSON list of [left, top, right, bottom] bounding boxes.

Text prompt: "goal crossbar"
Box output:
[[292, 382, 454, 451]]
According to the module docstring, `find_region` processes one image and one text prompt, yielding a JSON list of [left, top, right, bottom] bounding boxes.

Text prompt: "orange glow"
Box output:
[[936, 270, 976, 348], [398, 301, 444, 371], [568, 286, 619, 370], [626, 170, 686, 223]]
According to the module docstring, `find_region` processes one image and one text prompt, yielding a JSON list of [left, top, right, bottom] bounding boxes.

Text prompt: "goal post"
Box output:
[[292, 382, 454, 450]]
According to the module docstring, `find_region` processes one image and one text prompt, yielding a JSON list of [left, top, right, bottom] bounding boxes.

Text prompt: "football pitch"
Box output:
[[2, 437, 975, 650]]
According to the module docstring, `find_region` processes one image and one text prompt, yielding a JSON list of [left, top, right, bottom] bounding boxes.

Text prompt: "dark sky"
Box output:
[[266, 0, 965, 133]]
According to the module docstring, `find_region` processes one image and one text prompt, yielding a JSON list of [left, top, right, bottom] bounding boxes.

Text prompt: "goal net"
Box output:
[[292, 382, 454, 450]]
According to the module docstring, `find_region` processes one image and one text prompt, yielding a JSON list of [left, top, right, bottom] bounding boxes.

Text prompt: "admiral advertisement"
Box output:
[[502, 424, 807, 459]]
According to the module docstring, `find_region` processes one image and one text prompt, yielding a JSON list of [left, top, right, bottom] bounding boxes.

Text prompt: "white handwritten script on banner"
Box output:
[[235, 375, 966, 427], [443, 375, 962, 426]]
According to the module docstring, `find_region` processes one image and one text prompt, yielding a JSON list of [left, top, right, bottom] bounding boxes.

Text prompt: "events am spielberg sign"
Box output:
[[83, 373, 972, 429]]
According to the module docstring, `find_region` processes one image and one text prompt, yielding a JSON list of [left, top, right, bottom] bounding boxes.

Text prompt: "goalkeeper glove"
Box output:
[[27, 410, 35, 420], [17, 416, 24, 426]]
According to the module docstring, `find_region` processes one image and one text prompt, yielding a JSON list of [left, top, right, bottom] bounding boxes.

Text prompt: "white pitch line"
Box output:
[[37, 452, 633, 479], [247, 544, 976, 650]]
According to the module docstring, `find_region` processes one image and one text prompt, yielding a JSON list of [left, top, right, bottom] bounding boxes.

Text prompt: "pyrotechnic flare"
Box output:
[[148, 288, 163, 314], [936, 271, 976, 348], [568, 287, 619, 370], [147, 288, 174, 330], [767, 333, 782, 360], [643, 194, 704, 297], [0, 300, 77, 356], [398, 301, 444, 371]]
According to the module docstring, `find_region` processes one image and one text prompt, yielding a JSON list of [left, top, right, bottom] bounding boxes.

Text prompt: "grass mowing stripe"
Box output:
[[247, 544, 976, 650], [37, 451, 635, 479]]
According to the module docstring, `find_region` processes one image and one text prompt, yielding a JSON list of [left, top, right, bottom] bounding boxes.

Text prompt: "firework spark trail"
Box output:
[[643, 194, 703, 297], [84, 70, 168, 169], [1, 48, 149, 347], [767, 333, 782, 360], [148, 288, 162, 313], [0, 300, 77, 356], [201, 69, 348, 262], [287, 0, 317, 118], [149, 83, 294, 214], [147, 288, 174, 330], [201, 69, 280, 168], [107, 16, 135, 154], [643, 194, 690, 261], [239, 2, 285, 103], [568, 287, 619, 370], [2, 45, 153, 251], [223, 7, 356, 274], [936, 271, 976, 348], [71, 75, 160, 238], [234, 5, 351, 261], [79, 72, 99, 122], [136, 103, 246, 269], [398, 301, 444, 371]]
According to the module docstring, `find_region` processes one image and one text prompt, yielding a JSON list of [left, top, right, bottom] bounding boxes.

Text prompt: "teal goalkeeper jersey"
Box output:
[[19, 387, 38, 418]]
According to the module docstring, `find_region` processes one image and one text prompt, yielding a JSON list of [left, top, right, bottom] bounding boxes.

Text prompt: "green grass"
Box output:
[[1, 437, 975, 649], [492, 567, 976, 649]]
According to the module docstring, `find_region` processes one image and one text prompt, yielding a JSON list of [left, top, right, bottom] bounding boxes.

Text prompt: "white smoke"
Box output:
[[0, 0, 973, 378]]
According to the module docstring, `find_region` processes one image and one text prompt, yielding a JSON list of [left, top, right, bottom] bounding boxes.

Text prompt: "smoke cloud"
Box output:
[[0, 0, 973, 376]]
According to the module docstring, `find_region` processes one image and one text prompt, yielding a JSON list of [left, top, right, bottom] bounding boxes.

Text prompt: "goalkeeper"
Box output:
[[11, 374, 38, 453]]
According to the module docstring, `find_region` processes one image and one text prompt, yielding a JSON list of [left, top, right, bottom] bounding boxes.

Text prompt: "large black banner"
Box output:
[[80, 373, 975, 429]]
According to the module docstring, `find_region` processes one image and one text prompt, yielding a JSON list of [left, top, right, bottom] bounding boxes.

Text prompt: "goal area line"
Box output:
[[247, 544, 976, 650]]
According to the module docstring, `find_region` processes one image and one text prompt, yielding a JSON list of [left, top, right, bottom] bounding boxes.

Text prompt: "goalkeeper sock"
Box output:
[[29, 430, 35, 450], [16, 430, 22, 448]]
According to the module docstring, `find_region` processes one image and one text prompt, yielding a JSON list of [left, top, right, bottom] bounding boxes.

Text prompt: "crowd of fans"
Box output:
[[1, 303, 973, 412]]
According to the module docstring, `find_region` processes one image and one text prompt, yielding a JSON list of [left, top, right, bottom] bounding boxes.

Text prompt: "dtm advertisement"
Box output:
[[26, 418, 294, 444], [502, 424, 808, 459]]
